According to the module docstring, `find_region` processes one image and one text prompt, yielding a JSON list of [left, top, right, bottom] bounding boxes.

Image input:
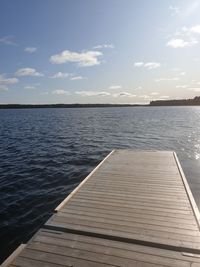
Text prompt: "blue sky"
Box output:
[[1, 0, 200, 104]]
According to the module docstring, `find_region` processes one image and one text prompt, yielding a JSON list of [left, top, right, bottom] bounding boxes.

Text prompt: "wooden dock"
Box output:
[[2, 150, 200, 267]]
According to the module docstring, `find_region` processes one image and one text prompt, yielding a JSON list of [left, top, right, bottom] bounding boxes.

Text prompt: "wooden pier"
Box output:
[[2, 150, 200, 266]]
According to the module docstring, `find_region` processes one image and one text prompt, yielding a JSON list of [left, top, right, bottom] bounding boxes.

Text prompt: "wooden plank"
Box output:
[[49, 214, 200, 241], [68, 198, 193, 215], [84, 182, 186, 192], [73, 195, 192, 210], [60, 208, 198, 230], [55, 150, 115, 211], [31, 234, 191, 267], [62, 204, 197, 224], [46, 220, 200, 252], [38, 229, 200, 263], [77, 189, 189, 202], [9, 228, 197, 267], [14, 250, 115, 267]]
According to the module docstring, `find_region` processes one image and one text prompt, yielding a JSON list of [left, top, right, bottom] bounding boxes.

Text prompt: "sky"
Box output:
[[1, 0, 200, 104]]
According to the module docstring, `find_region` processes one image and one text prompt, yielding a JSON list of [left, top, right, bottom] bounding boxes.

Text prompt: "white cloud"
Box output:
[[15, 68, 44, 77], [0, 74, 18, 85], [113, 92, 136, 97], [167, 24, 200, 48], [24, 47, 37, 53], [0, 74, 18, 91], [139, 95, 151, 99], [188, 87, 200, 92], [167, 38, 191, 48], [155, 77, 179, 82], [169, 5, 180, 16], [70, 76, 85, 81], [76, 91, 110, 96], [134, 62, 144, 67], [52, 90, 70, 95], [0, 35, 16, 46], [159, 95, 170, 99], [134, 61, 160, 69], [176, 85, 188, 88], [168, 3, 199, 19], [50, 50, 102, 67], [144, 62, 161, 69], [93, 44, 114, 49], [108, 85, 122, 89], [171, 67, 181, 72], [50, 72, 72, 78], [24, 86, 36, 90], [180, 72, 186, 76], [151, 92, 159, 95], [190, 25, 200, 34]]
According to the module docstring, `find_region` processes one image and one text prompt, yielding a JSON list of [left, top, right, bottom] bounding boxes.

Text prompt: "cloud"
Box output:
[[76, 91, 110, 96], [139, 95, 151, 99], [52, 90, 70, 95], [0, 74, 18, 91], [155, 77, 179, 82], [159, 95, 170, 99], [180, 72, 186, 76], [15, 68, 44, 77], [166, 38, 197, 48], [0, 74, 18, 85], [151, 92, 159, 95], [0, 35, 17, 46], [50, 50, 102, 67], [24, 86, 36, 90], [113, 92, 136, 97], [190, 25, 200, 34], [70, 76, 85, 81], [108, 85, 122, 89], [144, 62, 161, 69], [168, 3, 199, 19], [134, 61, 161, 69], [134, 62, 144, 67], [176, 85, 188, 88], [93, 44, 114, 49], [188, 87, 200, 92], [24, 47, 37, 53], [50, 72, 72, 78], [169, 5, 180, 16], [167, 24, 200, 48]]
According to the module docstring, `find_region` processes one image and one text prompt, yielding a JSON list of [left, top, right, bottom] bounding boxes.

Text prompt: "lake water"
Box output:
[[0, 106, 200, 262]]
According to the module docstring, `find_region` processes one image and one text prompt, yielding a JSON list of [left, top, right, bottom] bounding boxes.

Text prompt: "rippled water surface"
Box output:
[[1, 106, 200, 262]]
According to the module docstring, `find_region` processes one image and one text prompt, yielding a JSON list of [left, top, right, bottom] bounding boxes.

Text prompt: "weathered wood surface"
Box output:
[[2, 150, 200, 266], [8, 229, 200, 267], [47, 150, 200, 253]]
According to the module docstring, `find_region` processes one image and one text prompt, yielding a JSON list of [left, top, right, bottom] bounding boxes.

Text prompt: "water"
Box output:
[[0, 106, 200, 262]]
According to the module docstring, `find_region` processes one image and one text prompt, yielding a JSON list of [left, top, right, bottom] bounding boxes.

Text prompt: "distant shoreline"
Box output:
[[0, 96, 200, 109], [0, 104, 147, 109], [150, 96, 200, 106]]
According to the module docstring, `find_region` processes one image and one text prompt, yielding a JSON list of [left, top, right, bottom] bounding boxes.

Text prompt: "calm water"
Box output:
[[0, 106, 200, 262]]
